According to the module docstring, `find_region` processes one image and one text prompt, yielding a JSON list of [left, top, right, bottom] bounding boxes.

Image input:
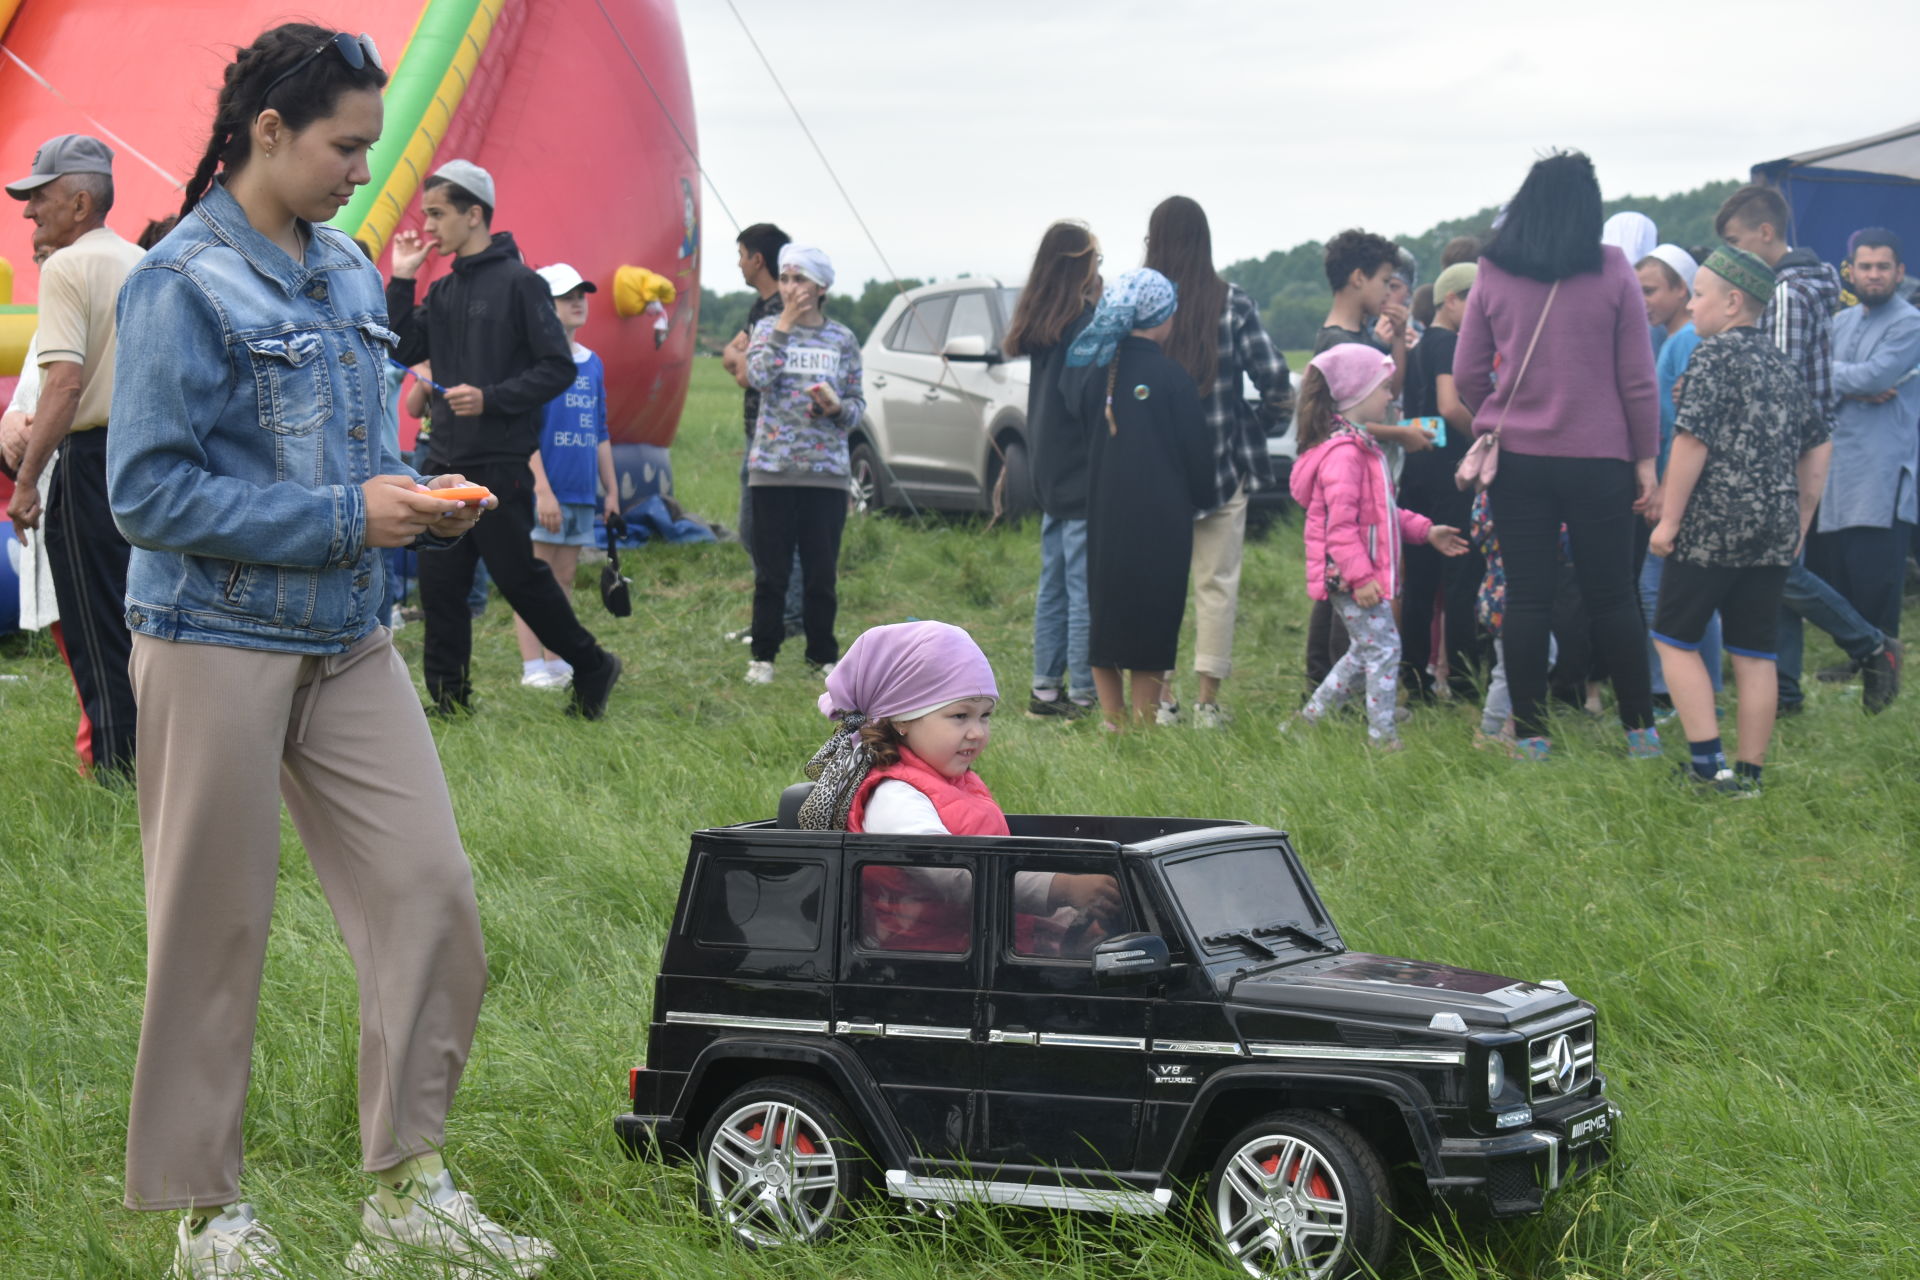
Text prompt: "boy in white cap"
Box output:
[[388, 160, 624, 717], [513, 263, 620, 687]]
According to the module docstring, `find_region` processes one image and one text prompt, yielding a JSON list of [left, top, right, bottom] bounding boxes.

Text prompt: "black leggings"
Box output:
[[749, 486, 847, 665], [1488, 452, 1653, 738]]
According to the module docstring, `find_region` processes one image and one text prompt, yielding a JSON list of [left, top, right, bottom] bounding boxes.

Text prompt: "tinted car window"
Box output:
[[693, 859, 825, 951], [888, 296, 954, 355], [859, 864, 971, 954], [946, 292, 993, 349], [1009, 870, 1126, 960], [1162, 845, 1328, 947]]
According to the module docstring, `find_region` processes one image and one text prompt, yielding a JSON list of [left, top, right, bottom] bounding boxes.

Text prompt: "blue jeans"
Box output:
[[1775, 557, 1885, 706], [1640, 552, 1721, 695], [466, 557, 491, 617], [1032, 514, 1093, 702]]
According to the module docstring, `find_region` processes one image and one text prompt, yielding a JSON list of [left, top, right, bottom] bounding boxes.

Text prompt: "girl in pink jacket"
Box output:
[[1289, 345, 1466, 747]]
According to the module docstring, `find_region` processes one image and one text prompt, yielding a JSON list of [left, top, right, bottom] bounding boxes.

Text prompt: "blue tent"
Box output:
[[1753, 120, 1920, 268]]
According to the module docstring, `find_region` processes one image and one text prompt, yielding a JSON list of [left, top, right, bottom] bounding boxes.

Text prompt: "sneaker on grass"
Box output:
[[1027, 693, 1089, 720], [344, 1172, 554, 1279], [744, 660, 774, 685], [173, 1205, 289, 1280], [1192, 701, 1229, 729], [1862, 637, 1902, 714]]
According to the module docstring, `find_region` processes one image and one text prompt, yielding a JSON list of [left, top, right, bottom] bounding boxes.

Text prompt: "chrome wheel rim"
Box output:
[[848, 460, 877, 514], [1213, 1132, 1350, 1278], [704, 1099, 843, 1246]]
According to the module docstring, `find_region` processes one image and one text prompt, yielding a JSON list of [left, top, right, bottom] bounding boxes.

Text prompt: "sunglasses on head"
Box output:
[[262, 32, 383, 103]]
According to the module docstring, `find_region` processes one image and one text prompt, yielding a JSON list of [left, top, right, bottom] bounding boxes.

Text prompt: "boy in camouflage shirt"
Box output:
[[1649, 247, 1831, 795]]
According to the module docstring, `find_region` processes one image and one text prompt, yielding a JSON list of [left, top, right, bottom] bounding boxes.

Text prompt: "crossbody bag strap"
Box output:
[[1491, 279, 1560, 436]]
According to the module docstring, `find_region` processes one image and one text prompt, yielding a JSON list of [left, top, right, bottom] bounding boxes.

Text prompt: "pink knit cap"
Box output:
[[1308, 343, 1396, 412], [820, 621, 998, 721]]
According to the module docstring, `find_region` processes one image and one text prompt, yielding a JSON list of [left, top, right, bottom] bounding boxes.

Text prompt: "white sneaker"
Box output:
[[744, 660, 775, 685], [1155, 699, 1182, 727], [173, 1205, 290, 1280], [545, 658, 574, 685], [1193, 701, 1228, 729], [344, 1172, 554, 1279], [520, 669, 561, 689]]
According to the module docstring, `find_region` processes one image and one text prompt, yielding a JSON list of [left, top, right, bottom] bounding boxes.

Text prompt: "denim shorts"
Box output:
[[530, 502, 599, 547]]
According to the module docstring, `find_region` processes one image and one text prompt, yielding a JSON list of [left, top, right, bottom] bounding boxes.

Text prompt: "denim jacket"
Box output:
[[109, 183, 452, 654]]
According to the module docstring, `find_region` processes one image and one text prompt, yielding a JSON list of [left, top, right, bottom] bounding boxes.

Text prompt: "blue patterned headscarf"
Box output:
[[1065, 268, 1178, 368]]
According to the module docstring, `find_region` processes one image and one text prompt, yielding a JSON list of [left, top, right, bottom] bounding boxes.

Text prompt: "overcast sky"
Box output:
[[679, 1, 1920, 293]]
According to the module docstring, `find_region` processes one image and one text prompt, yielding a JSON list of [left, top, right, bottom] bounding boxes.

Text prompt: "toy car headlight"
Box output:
[[1486, 1050, 1507, 1100]]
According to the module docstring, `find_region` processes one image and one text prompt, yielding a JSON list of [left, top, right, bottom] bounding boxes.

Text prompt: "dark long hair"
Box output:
[[179, 24, 390, 221], [1003, 220, 1098, 358], [1294, 366, 1339, 455], [1482, 151, 1604, 283], [1144, 196, 1228, 388]]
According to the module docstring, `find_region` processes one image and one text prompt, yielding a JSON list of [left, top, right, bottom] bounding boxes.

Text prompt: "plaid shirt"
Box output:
[[1198, 284, 1290, 507], [1760, 251, 1842, 428]]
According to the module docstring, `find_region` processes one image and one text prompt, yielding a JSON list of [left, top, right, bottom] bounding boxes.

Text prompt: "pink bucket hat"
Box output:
[[1308, 343, 1396, 413]]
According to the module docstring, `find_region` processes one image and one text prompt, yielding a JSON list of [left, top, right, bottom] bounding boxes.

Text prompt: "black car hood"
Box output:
[[1229, 952, 1583, 1030]]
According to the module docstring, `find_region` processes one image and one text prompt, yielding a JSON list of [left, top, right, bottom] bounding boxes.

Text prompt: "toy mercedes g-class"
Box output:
[[617, 803, 1619, 1278]]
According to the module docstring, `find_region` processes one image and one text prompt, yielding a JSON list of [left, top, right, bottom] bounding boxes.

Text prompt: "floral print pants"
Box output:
[[1304, 594, 1401, 742]]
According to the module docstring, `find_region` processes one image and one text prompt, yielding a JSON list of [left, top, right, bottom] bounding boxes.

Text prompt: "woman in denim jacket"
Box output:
[[105, 24, 551, 1280]]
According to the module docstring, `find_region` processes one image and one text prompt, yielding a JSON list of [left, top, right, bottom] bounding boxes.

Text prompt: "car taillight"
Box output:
[[629, 1067, 640, 1101]]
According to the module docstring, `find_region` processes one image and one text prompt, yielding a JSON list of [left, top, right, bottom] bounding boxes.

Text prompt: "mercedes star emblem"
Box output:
[[1544, 1034, 1577, 1094]]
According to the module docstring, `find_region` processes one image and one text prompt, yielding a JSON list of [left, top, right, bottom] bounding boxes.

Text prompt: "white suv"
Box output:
[[851, 278, 1034, 517]]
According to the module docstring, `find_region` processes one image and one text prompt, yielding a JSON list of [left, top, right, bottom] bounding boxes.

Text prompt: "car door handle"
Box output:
[[835, 1019, 884, 1037], [871, 374, 888, 388]]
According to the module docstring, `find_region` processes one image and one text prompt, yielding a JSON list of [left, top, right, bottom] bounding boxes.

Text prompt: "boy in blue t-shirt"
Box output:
[[516, 264, 621, 687]]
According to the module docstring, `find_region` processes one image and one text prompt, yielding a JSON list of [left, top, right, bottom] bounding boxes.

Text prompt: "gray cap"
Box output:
[[7, 134, 113, 199], [429, 159, 495, 211]]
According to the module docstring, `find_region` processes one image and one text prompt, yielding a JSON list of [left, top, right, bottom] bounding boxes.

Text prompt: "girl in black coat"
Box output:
[[1062, 269, 1215, 727]]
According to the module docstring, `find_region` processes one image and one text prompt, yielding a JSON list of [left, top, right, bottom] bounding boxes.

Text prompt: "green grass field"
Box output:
[[1, 357, 1915, 1279]]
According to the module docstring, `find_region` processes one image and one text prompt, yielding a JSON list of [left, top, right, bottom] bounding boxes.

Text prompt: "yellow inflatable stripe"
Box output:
[[355, 0, 507, 259]]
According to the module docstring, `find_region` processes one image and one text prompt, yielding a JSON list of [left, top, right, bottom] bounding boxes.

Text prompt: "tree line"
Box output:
[[694, 179, 1742, 354]]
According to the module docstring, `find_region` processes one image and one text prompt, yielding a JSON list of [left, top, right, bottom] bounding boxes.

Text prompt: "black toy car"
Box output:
[[617, 801, 1619, 1278]]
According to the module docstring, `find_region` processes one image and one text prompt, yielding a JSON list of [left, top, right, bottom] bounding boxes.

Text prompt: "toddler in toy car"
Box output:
[[797, 620, 1120, 953]]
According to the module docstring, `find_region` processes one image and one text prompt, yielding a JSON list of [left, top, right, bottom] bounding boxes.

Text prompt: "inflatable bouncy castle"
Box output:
[[0, 0, 700, 448]]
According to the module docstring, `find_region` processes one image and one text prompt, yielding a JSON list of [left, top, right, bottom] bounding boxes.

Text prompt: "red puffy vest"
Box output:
[[847, 747, 1009, 836]]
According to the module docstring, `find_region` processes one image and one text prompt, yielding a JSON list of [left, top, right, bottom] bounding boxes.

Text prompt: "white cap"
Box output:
[[429, 159, 494, 210], [536, 263, 596, 297], [1644, 243, 1700, 292]]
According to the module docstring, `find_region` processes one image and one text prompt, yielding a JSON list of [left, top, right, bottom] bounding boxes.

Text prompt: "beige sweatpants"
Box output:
[[123, 628, 486, 1211], [1189, 482, 1249, 679]]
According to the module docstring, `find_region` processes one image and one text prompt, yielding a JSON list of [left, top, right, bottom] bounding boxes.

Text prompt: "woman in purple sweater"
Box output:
[[1453, 152, 1661, 758]]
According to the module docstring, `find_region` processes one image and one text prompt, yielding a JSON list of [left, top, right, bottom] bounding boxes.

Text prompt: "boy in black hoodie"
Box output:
[[389, 160, 622, 718]]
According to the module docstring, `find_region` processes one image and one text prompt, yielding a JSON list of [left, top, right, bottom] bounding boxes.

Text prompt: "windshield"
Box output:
[[1161, 844, 1333, 954]]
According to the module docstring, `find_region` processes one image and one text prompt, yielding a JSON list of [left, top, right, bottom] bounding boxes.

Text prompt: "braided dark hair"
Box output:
[[179, 23, 389, 222]]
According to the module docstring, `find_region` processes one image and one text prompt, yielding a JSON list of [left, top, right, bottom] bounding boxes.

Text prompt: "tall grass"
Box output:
[[0, 357, 1914, 1279]]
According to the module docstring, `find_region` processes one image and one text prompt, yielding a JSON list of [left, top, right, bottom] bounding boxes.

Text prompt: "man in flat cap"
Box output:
[[5, 134, 145, 777]]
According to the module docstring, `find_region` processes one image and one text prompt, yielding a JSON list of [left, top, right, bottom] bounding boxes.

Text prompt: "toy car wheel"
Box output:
[[1208, 1109, 1394, 1280], [697, 1076, 872, 1248]]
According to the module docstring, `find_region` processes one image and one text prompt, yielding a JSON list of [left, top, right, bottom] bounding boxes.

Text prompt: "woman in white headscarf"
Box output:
[[1601, 211, 1658, 269]]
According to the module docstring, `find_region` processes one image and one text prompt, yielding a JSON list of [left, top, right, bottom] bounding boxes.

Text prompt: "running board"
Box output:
[[885, 1169, 1172, 1216]]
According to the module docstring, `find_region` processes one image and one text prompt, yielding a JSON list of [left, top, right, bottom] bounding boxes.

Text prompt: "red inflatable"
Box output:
[[0, 0, 701, 446]]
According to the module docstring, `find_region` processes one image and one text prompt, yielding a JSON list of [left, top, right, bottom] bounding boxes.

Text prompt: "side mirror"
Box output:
[[943, 334, 999, 363], [1092, 932, 1171, 985]]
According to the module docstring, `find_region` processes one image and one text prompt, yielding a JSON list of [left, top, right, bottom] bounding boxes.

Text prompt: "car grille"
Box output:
[[1527, 1021, 1596, 1102]]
